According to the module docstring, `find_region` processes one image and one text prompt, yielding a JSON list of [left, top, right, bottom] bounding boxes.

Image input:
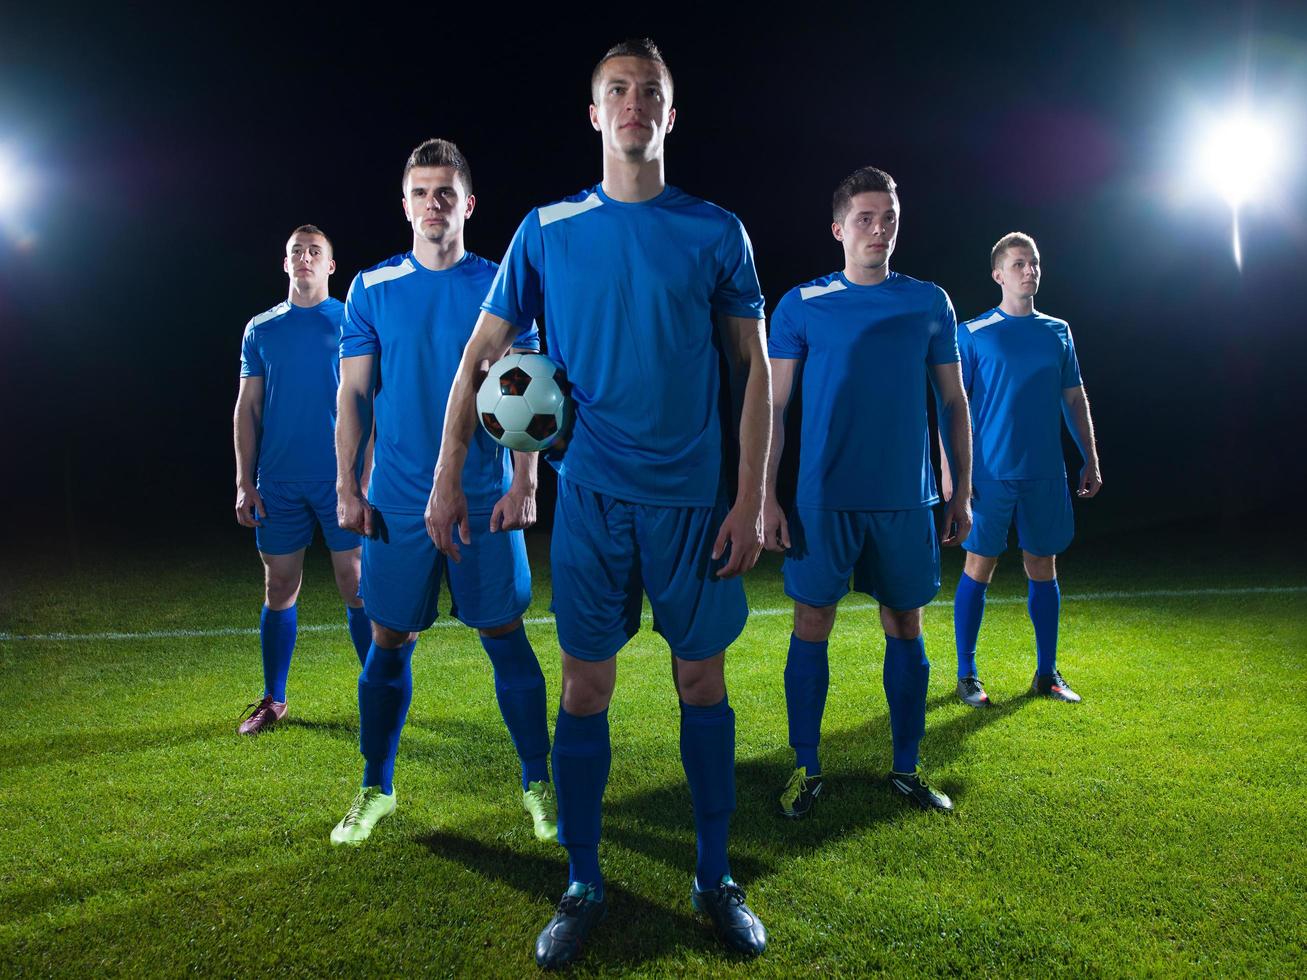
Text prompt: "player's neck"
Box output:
[[843, 263, 890, 287], [287, 284, 329, 308], [600, 152, 665, 203], [412, 235, 465, 272], [1000, 295, 1035, 316]]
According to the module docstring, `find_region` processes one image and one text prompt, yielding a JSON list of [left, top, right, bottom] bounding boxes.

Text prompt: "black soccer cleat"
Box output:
[[956, 675, 990, 708], [778, 766, 824, 819], [889, 769, 954, 813], [691, 875, 767, 957], [1032, 669, 1082, 703], [534, 884, 607, 970]]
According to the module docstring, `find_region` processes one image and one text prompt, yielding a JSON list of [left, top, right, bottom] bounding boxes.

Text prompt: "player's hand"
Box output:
[[939, 492, 973, 547], [337, 487, 373, 536], [235, 484, 265, 527], [426, 477, 470, 563], [762, 496, 790, 553], [940, 468, 954, 503], [713, 496, 765, 578], [490, 484, 537, 533], [1077, 459, 1102, 498]]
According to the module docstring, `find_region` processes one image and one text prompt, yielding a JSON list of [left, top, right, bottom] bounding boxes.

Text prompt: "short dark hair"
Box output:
[[832, 166, 898, 223], [591, 37, 674, 101], [991, 231, 1039, 270], [402, 138, 473, 196], [288, 223, 332, 256]]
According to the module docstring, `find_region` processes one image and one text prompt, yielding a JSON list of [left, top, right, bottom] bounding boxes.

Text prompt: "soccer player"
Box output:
[[765, 167, 973, 820], [428, 39, 772, 967], [947, 232, 1102, 708], [233, 225, 373, 735], [330, 139, 556, 847]]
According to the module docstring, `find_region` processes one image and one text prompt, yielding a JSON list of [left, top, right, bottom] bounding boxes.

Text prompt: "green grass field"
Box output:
[[2, 534, 1304, 977]]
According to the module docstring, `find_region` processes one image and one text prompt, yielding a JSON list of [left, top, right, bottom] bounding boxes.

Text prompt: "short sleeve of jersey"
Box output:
[[1060, 322, 1083, 388], [340, 273, 380, 358], [767, 289, 807, 359], [926, 287, 960, 366], [482, 211, 545, 330], [512, 319, 541, 352], [710, 218, 766, 319], [239, 321, 263, 378], [958, 326, 976, 391]]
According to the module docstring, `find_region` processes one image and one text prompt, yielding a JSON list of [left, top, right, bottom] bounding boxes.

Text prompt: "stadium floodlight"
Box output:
[[0, 148, 22, 213], [1192, 109, 1285, 269]]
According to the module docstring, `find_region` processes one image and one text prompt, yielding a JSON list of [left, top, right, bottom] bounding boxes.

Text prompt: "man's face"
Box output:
[[283, 232, 335, 291], [402, 165, 475, 244], [833, 191, 899, 271], [993, 246, 1041, 299], [589, 56, 675, 161]]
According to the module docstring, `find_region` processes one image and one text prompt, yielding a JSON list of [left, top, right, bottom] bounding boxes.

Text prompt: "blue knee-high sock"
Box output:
[[681, 697, 736, 889], [884, 635, 930, 774], [1028, 578, 1060, 675], [345, 605, 372, 667], [260, 604, 297, 703], [358, 639, 416, 794], [784, 634, 829, 774], [552, 707, 609, 893], [954, 573, 988, 679], [481, 626, 550, 789]]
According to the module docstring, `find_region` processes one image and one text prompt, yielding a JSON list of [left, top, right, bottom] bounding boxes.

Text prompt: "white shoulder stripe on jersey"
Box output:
[[966, 311, 1004, 333], [362, 259, 416, 289], [799, 280, 847, 301], [539, 193, 603, 228], [249, 301, 291, 328]]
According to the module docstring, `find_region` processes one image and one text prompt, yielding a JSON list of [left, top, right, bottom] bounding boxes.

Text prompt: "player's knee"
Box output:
[[793, 602, 837, 642], [1023, 552, 1056, 581], [964, 552, 999, 583], [372, 623, 415, 648], [675, 657, 726, 706], [880, 606, 923, 639], [264, 575, 301, 610], [560, 657, 615, 716], [477, 618, 523, 639]]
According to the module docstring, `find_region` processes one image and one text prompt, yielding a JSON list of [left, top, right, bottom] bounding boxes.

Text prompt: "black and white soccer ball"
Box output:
[[476, 353, 574, 452]]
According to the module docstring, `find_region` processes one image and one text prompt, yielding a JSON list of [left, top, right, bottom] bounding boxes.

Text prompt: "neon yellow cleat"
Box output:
[[522, 780, 559, 843], [330, 786, 396, 846]]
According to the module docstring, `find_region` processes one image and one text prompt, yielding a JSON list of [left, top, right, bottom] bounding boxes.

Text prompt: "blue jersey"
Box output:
[[483, 184, 765, 507], [959, 307, 1082, 481], [239, 297, 344, 482], [769, 271, 959, 511], [340, 251, 539, 515]]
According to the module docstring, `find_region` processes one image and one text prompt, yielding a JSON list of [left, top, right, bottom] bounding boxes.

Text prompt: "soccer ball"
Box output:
[[476, 353, 574, 452]]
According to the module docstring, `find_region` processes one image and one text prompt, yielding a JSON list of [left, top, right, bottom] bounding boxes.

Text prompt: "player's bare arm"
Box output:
[[488, 345, 543, 534], [1063, 384, 1102, 497], [336, 354, 375, 536], [938, 432, 954, 503], [932, 361, 974, 545], [713, 314, 772, 577], [427, 310, 521, 559], [233, 375, 265, 527], [763, 357, 797, 552]]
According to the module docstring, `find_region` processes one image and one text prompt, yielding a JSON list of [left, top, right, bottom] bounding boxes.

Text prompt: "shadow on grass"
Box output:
[[419, 830, 729, 969], [2, 721, 219, 769]]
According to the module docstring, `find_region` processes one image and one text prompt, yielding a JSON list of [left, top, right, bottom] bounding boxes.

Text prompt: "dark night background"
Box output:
[[1, 3, 1305, 561]]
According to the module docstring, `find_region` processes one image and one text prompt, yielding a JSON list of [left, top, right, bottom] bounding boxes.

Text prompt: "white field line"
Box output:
[[1, 585, 1302, 644]]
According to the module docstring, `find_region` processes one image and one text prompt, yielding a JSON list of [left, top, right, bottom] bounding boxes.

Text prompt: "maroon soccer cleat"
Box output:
[[238, 695, 287, 735]]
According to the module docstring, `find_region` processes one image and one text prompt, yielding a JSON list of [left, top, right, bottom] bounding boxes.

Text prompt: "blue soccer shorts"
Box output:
[[360, 507, 531, 633], [964, 478, 1074, 558], [254, 479, 362, 556], [550, 477, 748, 662], [783, 506, 940, 612]]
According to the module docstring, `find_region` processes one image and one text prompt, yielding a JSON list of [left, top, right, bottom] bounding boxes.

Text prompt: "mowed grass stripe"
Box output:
[[3, 584, 1304, 643]]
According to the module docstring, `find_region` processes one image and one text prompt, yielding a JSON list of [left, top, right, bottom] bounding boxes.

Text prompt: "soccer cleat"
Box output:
[[956, 675, 990, 708], [778, 766, 823, 819], [330, 786, 396, 846], [523, 780, 559, 843], [238, 695, 286, 735], [692, 875, 768, 957], [534, 882, 607, 970], [1032, 669, 1082, 703], [889, 769, 954, 813]]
